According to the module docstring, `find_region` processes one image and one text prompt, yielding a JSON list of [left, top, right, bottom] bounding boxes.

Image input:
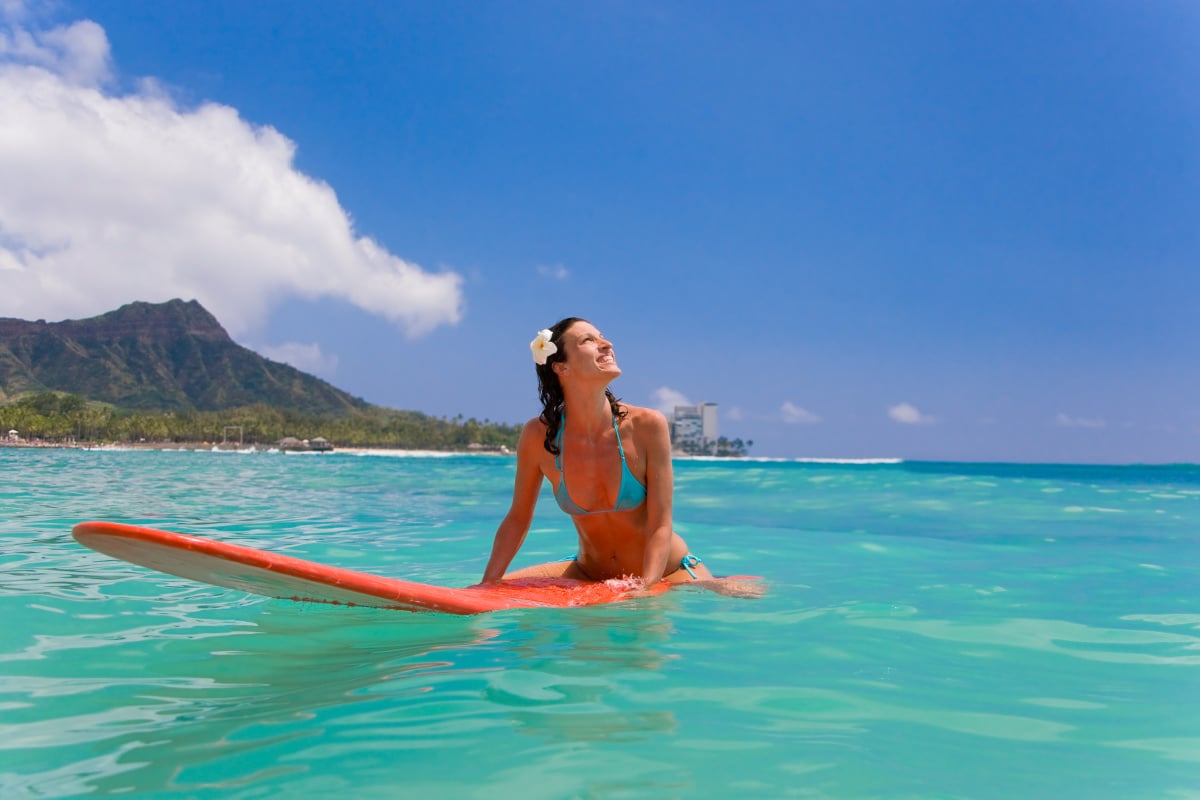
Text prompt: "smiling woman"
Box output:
[[481, 317, 755, 594]]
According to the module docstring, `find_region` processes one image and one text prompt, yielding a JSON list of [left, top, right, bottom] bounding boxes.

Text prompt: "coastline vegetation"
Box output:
[[0, 391, 521, 451]]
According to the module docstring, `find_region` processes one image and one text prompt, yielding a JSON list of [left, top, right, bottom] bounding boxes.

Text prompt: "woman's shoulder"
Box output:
[[620, 402, 664, 420], [619, 404, 669, 434], [515, 417, 552, 460], [518, 416, 549, 440]]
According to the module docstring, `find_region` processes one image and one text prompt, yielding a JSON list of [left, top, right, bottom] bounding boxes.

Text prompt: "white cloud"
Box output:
[[1, 1, 39, 27], [1055, 413, 1106, 429], [651, 386, 692, 415], [0, 14, 462, 338], [0, 18, 112, 86], [888, 402, 935, 425], [725, 406, 744, 422], [780, 401, 820, 424], [536, 263, 569, 280], [258, 341, 339, 378]]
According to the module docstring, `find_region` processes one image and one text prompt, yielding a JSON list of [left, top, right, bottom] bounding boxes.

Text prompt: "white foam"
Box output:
[[342, 448, 502, 459], [678, 456, 903, 465]]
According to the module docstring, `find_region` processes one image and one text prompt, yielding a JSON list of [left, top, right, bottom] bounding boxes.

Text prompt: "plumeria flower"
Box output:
[[530, 329, 557, 365]]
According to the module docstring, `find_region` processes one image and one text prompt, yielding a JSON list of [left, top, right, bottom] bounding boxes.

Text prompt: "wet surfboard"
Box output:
[[71, 521, 671, 614]]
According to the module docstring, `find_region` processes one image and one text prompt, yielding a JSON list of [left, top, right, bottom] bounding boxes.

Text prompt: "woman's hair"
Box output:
[[537, 317, 625, 455]]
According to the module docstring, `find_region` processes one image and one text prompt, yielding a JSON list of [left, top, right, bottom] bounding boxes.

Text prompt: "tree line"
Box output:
[[0, 392, 521, 451]]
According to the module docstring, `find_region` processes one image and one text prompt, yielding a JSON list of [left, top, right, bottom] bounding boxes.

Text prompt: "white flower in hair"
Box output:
[[530, 329, 557, 365]]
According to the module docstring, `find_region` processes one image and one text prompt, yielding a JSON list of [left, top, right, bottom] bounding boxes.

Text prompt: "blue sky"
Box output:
[[1, 0, 1196, 462]]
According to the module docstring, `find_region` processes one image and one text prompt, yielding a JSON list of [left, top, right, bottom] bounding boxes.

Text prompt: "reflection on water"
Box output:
[[4, 602, 504, 796], [5, 596, 689, 796], [482, 605, 679, 742]]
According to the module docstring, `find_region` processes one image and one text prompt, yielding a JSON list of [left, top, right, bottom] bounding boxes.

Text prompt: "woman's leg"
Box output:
[[502, 559, 590, 580], [664, 553, 766, 597], [662, 555, 714, 583]]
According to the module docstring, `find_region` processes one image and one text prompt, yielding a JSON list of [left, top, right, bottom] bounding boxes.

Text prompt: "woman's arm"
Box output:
[[481, 420, 546, 583], [638, 410, 675, 584]]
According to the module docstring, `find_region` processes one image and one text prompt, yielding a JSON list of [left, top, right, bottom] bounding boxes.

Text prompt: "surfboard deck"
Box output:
[[71, 521, 673, 614]]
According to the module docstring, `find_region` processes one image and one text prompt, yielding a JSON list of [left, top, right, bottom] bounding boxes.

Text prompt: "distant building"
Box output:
[[671, 403, 718, 455]]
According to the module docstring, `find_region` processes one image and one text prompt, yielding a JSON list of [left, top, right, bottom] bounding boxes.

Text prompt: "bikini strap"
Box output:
[[555, 409, 565, 472], [611, 413, 627, 462]]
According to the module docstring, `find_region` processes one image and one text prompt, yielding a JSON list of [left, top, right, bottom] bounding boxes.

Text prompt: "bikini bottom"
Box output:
[[561, 553, 703, 578]]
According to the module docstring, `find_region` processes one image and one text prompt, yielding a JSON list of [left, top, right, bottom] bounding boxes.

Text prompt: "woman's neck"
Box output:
[[561, 386, 614, 438]]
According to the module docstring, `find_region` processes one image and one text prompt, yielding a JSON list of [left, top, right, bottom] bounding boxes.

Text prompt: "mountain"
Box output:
[[0, 299, 370, 415]]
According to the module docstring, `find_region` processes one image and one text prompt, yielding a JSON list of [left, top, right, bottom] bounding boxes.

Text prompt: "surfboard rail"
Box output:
[[71, 521, 672, 614]]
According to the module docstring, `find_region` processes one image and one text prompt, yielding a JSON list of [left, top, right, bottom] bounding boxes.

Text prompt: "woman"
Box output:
[[481, 317, 714, 587]]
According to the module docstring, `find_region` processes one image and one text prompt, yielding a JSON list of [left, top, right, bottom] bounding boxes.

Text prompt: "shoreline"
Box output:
[[0, 441, 926, 466], [0, 439, 513, 456], [0, 439, 864, 463]]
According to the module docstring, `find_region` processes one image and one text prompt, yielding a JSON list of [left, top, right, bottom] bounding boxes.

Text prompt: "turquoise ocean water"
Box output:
[[1, 448, 1198, 799]]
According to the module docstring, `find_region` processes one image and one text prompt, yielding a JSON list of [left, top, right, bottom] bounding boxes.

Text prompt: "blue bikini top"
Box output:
[[553, 411, 647, 516]]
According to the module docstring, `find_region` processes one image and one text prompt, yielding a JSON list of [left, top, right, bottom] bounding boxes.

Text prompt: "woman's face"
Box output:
[[556, 321, 620, 380]]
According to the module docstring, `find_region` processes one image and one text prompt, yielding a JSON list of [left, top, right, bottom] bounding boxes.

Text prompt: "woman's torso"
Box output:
[[536, 406, 688, 579]]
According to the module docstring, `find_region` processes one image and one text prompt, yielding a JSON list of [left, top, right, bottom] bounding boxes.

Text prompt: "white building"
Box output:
[[672, 403, 718, 454]]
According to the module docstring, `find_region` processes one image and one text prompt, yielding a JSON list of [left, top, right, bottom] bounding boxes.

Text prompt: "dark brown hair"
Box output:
[[537, 317, 625, 455]]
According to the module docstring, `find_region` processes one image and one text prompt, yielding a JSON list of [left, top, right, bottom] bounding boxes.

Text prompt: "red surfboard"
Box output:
[[71, 521, 672, 614]]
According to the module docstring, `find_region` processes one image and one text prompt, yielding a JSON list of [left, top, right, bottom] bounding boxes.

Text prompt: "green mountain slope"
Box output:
[[0, 299, 370, 415]]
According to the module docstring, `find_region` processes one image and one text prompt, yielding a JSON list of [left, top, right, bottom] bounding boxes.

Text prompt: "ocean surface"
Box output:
[[1, 448, 1197, 799]]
